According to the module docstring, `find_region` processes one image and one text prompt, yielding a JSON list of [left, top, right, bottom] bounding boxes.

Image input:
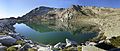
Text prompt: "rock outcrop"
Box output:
[[0, 35, 17, 45], [0, 19, 16, 33]]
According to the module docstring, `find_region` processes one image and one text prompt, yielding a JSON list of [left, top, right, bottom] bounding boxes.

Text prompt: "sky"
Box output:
[[0, 0, 120, 18]]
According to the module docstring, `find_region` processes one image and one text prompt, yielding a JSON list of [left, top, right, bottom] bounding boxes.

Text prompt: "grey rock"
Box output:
[[24, 40, 33, 44], [0, 46, 7, 51], [19, 43, 33, 51], [37, 45, 52, 51], [54, 42, 66, 49], [13, 44, 22, 48], [85, 41, 97, 46], [0, 35, 17, 45], [8, 33, 22, 40]]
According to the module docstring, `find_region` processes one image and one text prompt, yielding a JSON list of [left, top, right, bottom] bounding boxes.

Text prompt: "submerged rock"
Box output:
[[0, 35, 17, 45]]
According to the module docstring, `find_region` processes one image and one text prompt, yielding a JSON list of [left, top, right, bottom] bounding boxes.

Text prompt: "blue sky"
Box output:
[[0, 0, 120, 18]]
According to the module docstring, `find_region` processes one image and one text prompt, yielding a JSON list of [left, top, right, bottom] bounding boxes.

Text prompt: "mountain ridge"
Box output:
[[20, 5, 120, 39]]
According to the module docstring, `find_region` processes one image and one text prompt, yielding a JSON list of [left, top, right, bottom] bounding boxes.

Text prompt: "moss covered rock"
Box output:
[[7, 46, 17, 51], [15, 40, 25, 45]]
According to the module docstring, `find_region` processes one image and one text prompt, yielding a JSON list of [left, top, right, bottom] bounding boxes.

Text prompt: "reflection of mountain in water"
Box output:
[[25, 20, 100, 35], [14, 23, 99, 45], [20, 5, 102, 35]]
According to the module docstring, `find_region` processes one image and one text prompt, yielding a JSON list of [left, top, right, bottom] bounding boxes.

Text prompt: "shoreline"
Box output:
[[0, 18, 111, 51], [0, 18, 54, 51]]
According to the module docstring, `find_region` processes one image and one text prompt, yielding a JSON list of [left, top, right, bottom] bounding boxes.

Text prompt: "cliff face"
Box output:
[[21, 5, 120, 38]]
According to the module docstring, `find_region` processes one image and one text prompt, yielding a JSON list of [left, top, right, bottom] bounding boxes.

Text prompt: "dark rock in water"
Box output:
[[0, 35, 17, 45]]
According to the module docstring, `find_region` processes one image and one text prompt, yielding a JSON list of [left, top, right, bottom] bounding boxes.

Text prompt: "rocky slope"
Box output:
[[21, 5, 120, 39], [0, 18, 17, 33]]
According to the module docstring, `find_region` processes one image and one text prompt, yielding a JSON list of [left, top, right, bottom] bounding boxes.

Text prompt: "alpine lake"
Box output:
[[14, 21, 99, 45]]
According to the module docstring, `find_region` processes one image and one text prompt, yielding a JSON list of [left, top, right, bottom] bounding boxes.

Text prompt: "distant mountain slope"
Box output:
[[21, 5, 120, 38]]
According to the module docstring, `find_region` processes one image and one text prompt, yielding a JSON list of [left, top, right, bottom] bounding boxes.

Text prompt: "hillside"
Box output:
[[20, 5, 120, 39]]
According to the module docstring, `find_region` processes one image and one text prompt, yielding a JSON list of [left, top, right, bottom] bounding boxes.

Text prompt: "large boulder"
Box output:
[[66, 39, 77, 47], [19, 43, 34, 51], [0, 35, 17, 45], [24, 40, 33, 44], [37, 45, 52, 51], [13, 44, 22, 48]]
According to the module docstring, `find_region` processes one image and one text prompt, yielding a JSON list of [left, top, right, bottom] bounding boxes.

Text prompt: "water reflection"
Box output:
[[14, 21, 99, 45]]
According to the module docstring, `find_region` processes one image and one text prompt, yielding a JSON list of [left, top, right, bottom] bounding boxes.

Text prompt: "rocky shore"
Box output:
[[0, 18, 82, 51], [0, 18, 53, 51], [0, 18, 115, 51]]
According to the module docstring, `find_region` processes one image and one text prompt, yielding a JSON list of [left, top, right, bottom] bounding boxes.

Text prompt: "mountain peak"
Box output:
[[71, 5, 82, 11]]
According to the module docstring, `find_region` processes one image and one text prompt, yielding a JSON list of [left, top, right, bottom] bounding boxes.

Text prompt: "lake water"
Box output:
[[14, 23, 98, 45]]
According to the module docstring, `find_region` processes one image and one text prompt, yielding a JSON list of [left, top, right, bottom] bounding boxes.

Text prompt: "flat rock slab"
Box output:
[[82, 46, 106, 51]]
